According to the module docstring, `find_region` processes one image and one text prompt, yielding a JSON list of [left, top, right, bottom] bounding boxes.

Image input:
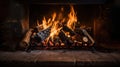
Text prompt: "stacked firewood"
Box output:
[[20, 24, 95, 51]]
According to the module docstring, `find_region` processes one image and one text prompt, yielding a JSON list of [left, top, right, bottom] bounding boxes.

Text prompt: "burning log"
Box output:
[[20, 29, 33, 48], [58, 30, 73, 47], [62, 25, 76, 36], [34, 26, 51, 41], [53, 36, 61, 47], [24, 26, 51, 51]]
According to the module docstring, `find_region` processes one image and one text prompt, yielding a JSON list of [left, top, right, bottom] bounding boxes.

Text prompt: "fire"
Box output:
[[50, 21, 62, 40], [51, 12, 57, 21], [37, 5, 77, 44], [20, 5, 95, 50], [67, 5, 77, 31]]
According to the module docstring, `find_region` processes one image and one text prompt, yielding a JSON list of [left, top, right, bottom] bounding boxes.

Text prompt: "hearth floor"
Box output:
[[0, 50, 120, 67]]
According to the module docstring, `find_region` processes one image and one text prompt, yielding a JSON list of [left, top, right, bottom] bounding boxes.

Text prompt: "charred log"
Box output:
[[25, 27, 51, 50], [34, 27, 51, 41], [62, 25, 76, 36], [58, 30, 73, 47], [53, 36, 61, 47]]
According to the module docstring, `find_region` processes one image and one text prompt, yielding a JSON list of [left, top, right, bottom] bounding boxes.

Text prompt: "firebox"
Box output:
[[19, 4, 99, 51]]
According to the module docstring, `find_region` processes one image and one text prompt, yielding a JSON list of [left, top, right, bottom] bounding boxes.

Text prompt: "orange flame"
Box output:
[[67, 5, 77, 31], [37, 5, 77, 44]]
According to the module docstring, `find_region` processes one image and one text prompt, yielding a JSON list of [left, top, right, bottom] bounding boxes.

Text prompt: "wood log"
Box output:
[[62, 25, 76, 36], [58, 30, 73, 47], [35, 26, 51, 41], [20, 29, 33, 48], [53, 36, 61, 47], [81, 28, 95, 46], [75, 28, 95, 46]]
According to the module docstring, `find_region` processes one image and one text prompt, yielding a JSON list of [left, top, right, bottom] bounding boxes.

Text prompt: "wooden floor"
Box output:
[[0, 50, 120, 67]]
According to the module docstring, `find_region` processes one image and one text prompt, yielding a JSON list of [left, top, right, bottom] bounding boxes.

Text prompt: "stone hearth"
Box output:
[[0, 50, 120, 67]]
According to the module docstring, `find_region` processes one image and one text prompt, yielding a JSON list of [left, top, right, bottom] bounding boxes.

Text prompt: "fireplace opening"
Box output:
[[19, 4, 98, 51]]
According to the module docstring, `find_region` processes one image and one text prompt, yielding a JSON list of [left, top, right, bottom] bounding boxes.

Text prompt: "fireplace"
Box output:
[[0, 0, 120, 51], [1, 0, 120, 67]]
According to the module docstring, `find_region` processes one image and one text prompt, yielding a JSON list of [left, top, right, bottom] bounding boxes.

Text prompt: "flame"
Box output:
[[52, 12, 56, 21], [37, 5, 77, 44], [42, 17, 51, 29], [49, 21, 62, 41], [67, 5, 77, 31]]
